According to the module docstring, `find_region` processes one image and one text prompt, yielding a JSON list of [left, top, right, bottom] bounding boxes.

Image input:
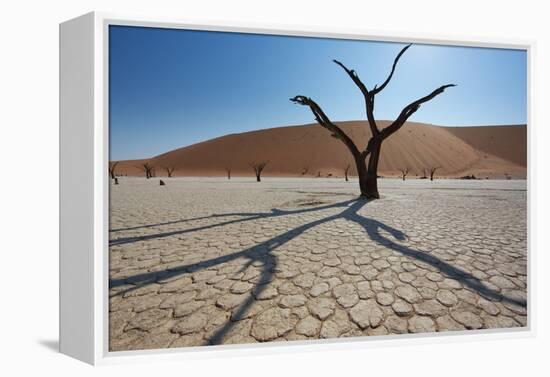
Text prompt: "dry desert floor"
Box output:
[[108, 177, 527, 351]]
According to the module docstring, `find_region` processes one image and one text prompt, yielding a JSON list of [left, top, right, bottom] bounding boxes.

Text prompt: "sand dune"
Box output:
[[113, 121, 526, 179]]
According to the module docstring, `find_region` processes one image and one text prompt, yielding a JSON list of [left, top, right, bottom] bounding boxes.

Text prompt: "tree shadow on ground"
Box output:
[[109, 198, 526, 345], [109, 200, 355, 246]]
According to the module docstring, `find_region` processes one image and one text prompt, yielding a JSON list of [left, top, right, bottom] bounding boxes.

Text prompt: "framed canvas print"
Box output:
[[59, 12, 532, 365]]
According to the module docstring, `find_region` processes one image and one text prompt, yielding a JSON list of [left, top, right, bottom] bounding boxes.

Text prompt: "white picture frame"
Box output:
[[59, 11, 534, 365]]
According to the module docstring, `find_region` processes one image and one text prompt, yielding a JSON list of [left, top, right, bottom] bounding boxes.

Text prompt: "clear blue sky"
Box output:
[[109, 25, 527, 160]]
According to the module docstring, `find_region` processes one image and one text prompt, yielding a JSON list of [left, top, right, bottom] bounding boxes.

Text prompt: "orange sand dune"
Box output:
[[113, 121, 527, 179]]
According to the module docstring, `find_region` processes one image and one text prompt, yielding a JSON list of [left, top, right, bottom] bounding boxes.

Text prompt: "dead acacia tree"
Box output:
[[344, 164, 351, 182], [399, 167, 409, 181], [429, 167, 439, 181], [109, 162, 119, 180], [301, 166, 310, 176], [291, 44, 455, 199], [250, 162, 268, 182], [139, 163, 154, 179], [165, 167, 175, 177], [225, 167, 231, 180]]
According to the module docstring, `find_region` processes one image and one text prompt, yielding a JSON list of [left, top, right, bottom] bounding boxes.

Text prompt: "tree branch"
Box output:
[[380, 84, 456, 139], [371, 44, 412, 95], [290, 96, 361, 158], [333, 60, 379, 137]]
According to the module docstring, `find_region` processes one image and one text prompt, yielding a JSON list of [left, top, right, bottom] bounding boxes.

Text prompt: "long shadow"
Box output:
[[109, 199, 356, 246], [341, 201, 526, 306], [111, 206, 347, 345], [110, 198, 526, 345], [110, 214, 220, 233], [110, 209, 345, 292]]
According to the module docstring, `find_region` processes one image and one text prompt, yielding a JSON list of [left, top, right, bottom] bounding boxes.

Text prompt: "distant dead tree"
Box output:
[[139, 163, 153, 179], [344, 164, 351, 182], [399, 167, 409, 181], [165, 167, 175, 177], [114, 177, 119, 185], [109, 162, 119, 180], [225, 167, 232, 180], [291, 44, 455, 198], [250, 162, 268, 182], [301, 166, 310, 176], [429, 167, 439, 181]]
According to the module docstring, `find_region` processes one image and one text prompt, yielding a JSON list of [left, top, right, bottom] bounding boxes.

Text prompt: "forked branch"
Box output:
[[381, 84, 456, 140], [290, 96, 361, 158], [333, 59, 378, 137], [399, 167, 409, 181], [165, 167, 175, 177], [250, 161, 268, 182], [371, 44, 412, 95]]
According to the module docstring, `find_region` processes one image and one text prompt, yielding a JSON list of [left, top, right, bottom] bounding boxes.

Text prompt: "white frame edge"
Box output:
[[59, 11, 536, 366]]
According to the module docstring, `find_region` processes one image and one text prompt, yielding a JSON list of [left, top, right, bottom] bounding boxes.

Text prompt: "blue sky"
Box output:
[[109, 26, 527, 160]]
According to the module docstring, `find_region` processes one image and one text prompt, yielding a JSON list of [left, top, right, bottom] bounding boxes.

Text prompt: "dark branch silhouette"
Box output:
[[291, 44, 455, 198], [138, 163, 154, 179], [430, 166, 440, 181], [109, 162, 119, 180], [399, 167, 409, 181], [225, 167, 231, 180], [344, 164, 351, 182], [165, 167, 175, 177], [250, 162, 268, 182]]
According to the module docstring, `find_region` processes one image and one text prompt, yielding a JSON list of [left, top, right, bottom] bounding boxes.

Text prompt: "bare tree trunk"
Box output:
[[364, 143, 381, 199], [290, 44, 454, 199], [354, 156, 369, 197], [140, 163, 153, 179], [250, 162, 267, 182], [109, 162, 118, 180], [399, 167, 409, 181], [430, 167, 439, 181]]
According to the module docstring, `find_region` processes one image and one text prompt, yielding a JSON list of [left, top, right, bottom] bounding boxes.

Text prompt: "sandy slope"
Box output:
[[113, 121, 526, 179]]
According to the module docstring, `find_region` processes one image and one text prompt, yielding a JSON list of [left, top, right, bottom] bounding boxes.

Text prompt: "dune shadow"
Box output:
[[110, 198, 526, 345]]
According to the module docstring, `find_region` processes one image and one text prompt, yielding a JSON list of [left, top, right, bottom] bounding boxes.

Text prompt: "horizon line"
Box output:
[[110, 121, 527, 162]]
